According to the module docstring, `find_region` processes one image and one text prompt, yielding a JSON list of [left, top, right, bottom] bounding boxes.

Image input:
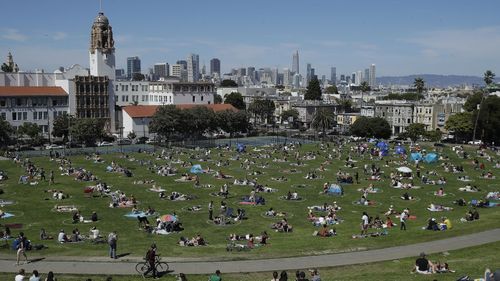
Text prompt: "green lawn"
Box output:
[[0, 141, 499, 261]]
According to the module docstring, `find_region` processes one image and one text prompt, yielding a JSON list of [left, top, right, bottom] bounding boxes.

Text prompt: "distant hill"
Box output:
[[377, 74, 483, 88]]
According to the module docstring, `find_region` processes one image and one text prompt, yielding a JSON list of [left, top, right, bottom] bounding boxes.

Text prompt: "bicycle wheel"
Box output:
[[135, 262, 149, 275], [156, 261, 169, 273]]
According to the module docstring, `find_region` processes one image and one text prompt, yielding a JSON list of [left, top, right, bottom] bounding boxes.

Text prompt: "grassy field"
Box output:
[[0, 141, 499, 261], [3, 240, 499, 280]]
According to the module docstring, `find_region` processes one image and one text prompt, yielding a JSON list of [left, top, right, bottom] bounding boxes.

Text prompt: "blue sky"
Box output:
[[1, 0, 500, 76]]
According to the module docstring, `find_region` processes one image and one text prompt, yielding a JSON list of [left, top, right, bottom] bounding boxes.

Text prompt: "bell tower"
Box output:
[[89, 12, 115, 79]]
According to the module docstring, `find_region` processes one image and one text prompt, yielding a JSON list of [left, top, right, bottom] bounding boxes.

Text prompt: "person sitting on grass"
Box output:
[[412, 252, 435, 274], [317, 224, 336, 237]]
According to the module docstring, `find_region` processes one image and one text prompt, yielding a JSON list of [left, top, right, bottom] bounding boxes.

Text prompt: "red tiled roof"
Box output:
[[123, 104, 238, 118], [0, 86, 68, 97]]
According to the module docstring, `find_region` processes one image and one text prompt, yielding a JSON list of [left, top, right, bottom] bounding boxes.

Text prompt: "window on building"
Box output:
[[23, 112, 27, 120], [201, 95, 204, 101], [0, 112, 5, 120], [0, 99, 6, 107], [192, 96, 195, 102], [43, 112, 48, 120], [115, 85, 119, 91], [39, 112, 43, 120], [33, 112, 37, 120]]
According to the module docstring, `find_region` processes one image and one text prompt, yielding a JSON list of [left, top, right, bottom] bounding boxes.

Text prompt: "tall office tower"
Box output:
[[293, 73, 301, 88], [283, 68, 292, 86], [238, 68, 246, 77], [115, 69, 125, 79], [351, 72, 356, 85], [340, 74, 345, 82], [292, 50, 299, 74], [321, 75, 326, 85], [170, 64, 181, 78], [272, 68, 279, 84], [176, 60, 187, 70], [330, 67, 337, 85], [346, 76, 350, 84], [306, 63, 312, 85], [364, 68, 370, 83], [210, 58, 220, 76], [126, 56, 141, 80], [247, 67, 255, 80], [356, 70, 362, 85], [369, 64, 376, 88], [187, 53, 199, 82], [310, 68, 316, 80], [201, 64, 206, 76], [153, 63, 169, 80]]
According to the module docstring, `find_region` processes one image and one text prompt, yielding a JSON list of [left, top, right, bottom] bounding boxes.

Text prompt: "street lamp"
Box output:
[[472, 93, 486, 143]]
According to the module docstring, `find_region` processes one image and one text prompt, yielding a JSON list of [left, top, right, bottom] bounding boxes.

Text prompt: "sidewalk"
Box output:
[[1, 228, 499, 275]]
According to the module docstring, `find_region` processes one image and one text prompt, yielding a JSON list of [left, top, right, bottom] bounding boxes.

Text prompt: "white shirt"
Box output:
[[15, 274, 24, 281], [362, 215, 369, 225], [90, 229, 100, 239], [57, 232, 66, 243]]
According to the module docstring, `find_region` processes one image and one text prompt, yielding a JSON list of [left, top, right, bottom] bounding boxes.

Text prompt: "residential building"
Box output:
[[375, 100, 414, 135], [337, 112, 360, 134]]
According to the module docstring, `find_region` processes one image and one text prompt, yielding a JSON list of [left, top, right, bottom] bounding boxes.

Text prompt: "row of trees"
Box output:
[[149, 105, 249, 140]]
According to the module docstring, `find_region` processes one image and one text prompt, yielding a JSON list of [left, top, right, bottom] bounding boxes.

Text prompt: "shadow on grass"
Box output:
[[29, 257, 46, 263], [117, 252, 131, 259]]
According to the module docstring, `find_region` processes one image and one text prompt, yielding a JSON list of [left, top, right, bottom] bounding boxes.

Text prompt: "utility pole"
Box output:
[[472, 93, 486, 144]]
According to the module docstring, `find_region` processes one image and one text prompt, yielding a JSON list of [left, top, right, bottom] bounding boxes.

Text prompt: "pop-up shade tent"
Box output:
[[395, 146, 407, 155], [424, 153, 438, 164], [411, 152, 423, 162], [190, 164, 204, 174], [237, 143, 246, 153]]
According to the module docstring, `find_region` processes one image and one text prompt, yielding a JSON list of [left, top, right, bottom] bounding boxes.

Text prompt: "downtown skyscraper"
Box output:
[[187, 53, 199, 82], [126, 56, 141, 80], [210, 58, 221, 76], [330, 67, 337, 85], [292, 51, 299, 74], [369, 64, 376, 88]]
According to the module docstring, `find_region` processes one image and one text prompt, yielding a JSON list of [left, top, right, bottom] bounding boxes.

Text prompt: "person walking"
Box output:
[[16, 232, 29, 266], [400, 210, 408, 231], [208, 201, 213, 220], [361, 212, 369, 236], [143, 244, 158, 279], [107, 231, 117, 259], [49, 170, 54, 185]]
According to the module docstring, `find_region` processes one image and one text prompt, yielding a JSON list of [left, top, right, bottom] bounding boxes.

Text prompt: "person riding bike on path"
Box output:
[[143, 243, 158, 279]]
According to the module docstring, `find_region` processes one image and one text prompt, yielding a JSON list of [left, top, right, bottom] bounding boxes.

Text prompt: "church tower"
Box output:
[[89, 12, 115, 79]]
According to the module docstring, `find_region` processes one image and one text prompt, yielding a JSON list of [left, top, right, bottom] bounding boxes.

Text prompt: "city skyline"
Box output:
[[1, 0, 500, 77]]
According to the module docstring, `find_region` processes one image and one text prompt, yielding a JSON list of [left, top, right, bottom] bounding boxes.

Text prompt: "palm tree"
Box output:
[[359, 81, 370, 108], [312, 108, 335, 137], [413, 77, 425, 94], [484, 70, 495, 86]]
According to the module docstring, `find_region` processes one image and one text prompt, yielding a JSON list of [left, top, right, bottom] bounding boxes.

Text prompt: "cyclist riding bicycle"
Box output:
[[143, 243, 158, 278]]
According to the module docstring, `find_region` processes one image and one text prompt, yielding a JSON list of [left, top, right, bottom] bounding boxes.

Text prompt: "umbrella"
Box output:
[[160, 214, 177, 222], [397, 167, 412, 173]]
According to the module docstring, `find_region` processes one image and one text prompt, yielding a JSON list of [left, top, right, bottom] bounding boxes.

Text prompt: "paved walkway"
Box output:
[[1, 228, 499, 275]]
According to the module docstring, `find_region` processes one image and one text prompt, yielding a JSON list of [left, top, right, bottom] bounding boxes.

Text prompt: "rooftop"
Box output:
[[0, 86, 67, 97]]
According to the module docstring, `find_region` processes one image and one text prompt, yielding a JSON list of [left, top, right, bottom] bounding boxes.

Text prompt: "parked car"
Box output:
[[468, 140, 483, 145], [116, 139, 132, 145], [45, 144, 64, 149], [97, 141, 113, 147]]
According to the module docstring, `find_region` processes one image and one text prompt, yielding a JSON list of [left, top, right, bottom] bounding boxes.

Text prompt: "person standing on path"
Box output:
[[16, 232, 29, 266], [107, 231, 117, 259], [208, 201, 213, 220]]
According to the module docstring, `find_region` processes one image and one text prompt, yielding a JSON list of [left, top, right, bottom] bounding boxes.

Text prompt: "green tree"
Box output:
[[149, 105, 182, 140], [325, 85, 338, 95], [18, 122, 42, 145], [220, 79, 238, 87], [187, 106, 216, 137], [1, 63, 13, 73], [484, 70, 495, 86], [474, 95, 500, 143], [0, 119, 13, 146], [52, 114, 74, 141], [280, 109, 299, 124], [445, 112, 473, 142], [70, 119, 106, 146], [426, 129, 443, 142], [304, 77, 322, 100], [335, 98, 352, 113], [359, 81, 370, 107], [403, 123, 427, 141], [413, 77, 425, 94], [214, 94, 223, 104], [350, 117, 391, 139], [224, 92, 246, 110], [463, 91, 484, 112], [311, 108, 335, 136], [216, 110, 249, 138], [248, 99, 275, 124], [383, 93, 424, 101]]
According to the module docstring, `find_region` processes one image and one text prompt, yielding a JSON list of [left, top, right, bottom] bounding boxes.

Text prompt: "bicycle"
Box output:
[[135, 254, 169, 277]]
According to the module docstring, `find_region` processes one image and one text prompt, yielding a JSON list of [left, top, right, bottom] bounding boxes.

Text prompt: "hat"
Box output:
[[431, 218, 436, 221]]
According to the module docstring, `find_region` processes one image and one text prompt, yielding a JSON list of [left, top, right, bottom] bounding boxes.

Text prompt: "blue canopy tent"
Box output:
[[326, 184, 343, 196], [395, 146, 407, 155], [424, 153, 438, 164], [411, 152, 422, 162], [368, 138, 378, 143], [190, 164, 204, 174], [376, 141, 388, 150]]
